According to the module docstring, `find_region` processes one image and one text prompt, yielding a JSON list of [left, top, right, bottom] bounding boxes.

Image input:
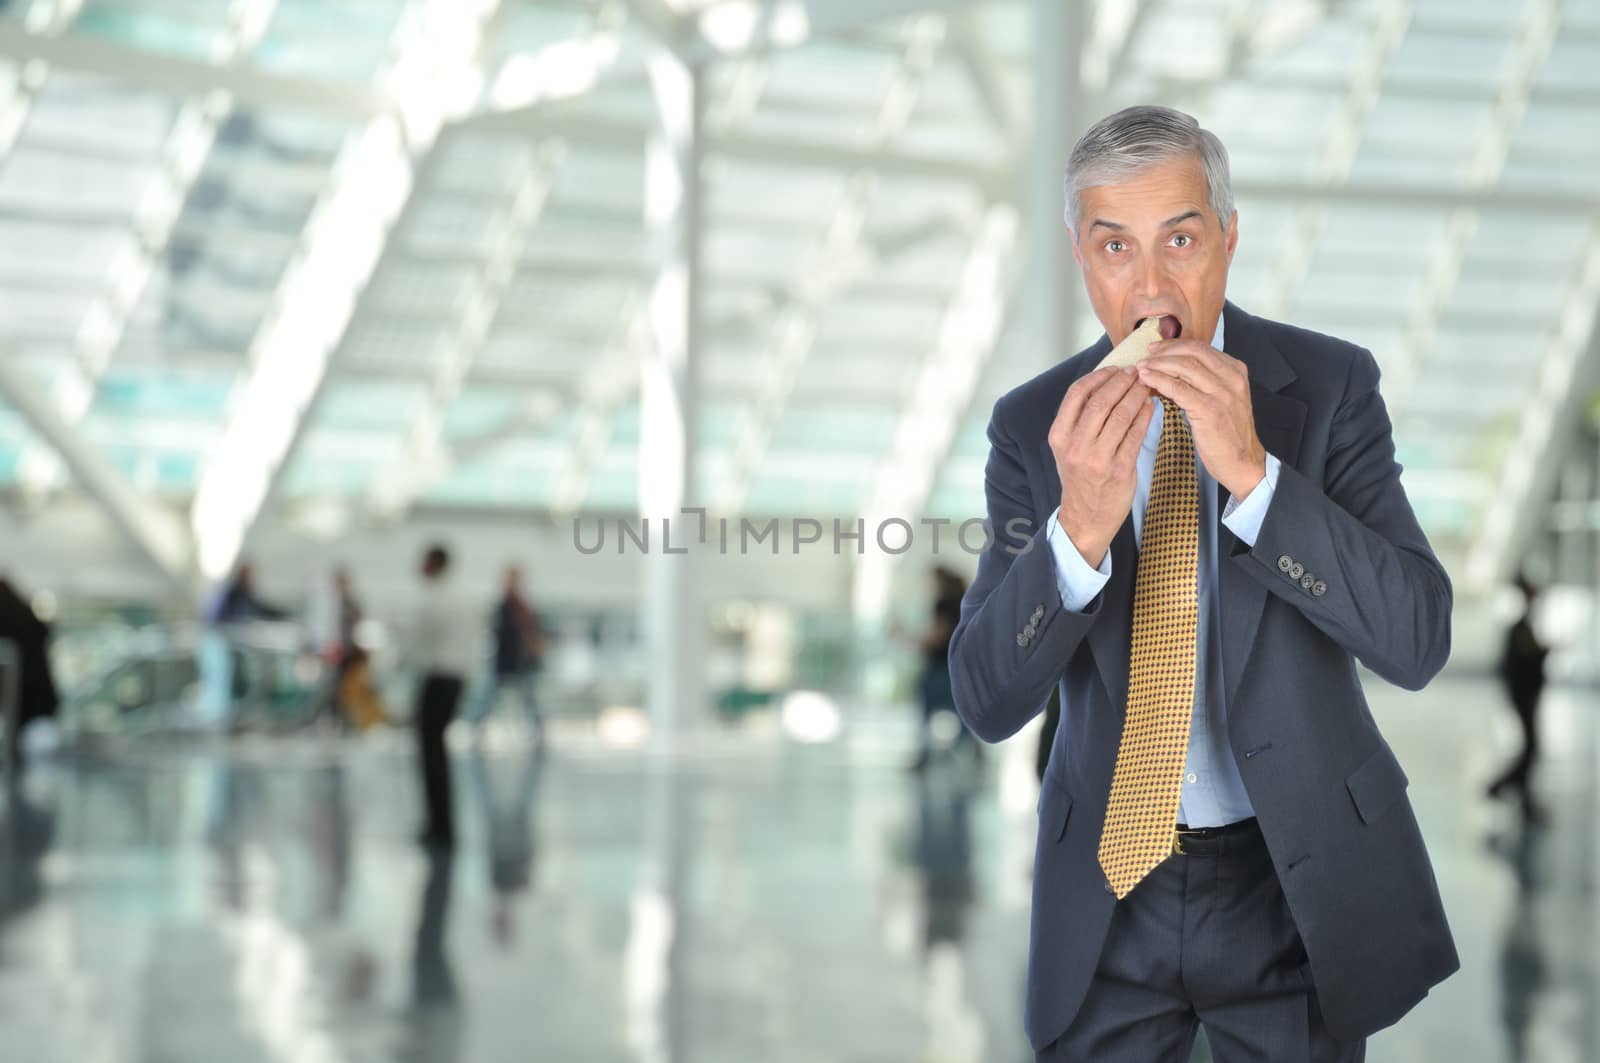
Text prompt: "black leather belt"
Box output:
[[1171, 817, 1262, 857]]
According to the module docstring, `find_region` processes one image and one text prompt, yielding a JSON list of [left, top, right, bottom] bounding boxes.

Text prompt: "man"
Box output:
[[412, 545, 479, 848], [468, 565, 546, 738], [0, 576, 59, 770], [206, 561, 288, 625], [1486, 571, 1549, 822], [948, 106, 1457, 1061]]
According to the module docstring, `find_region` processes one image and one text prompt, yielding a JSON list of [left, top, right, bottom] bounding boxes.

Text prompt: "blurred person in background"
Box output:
[[310, 566, 373, 728], [412, 544, 478, 849], [0, 576, 59, 770], [199, 561, 289, 726], [1486, 572, 1550, 824], [336, 646, 389, 732], [468, 565, 546, 740], [205, 561, 288, 625], [308, 565, 363, 678], [904, 565, 972, 773]]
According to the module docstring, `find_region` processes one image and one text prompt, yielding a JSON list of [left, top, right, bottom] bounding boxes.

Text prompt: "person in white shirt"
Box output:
[[413, 544, 479, 848]]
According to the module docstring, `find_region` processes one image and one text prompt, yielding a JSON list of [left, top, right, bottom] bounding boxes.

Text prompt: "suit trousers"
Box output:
[[1037, 823, 1365, 1063], [415, 673, 465, 844]]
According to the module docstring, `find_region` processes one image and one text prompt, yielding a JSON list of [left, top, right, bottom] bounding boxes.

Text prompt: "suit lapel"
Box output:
[[1216, 303, 1305, 711]]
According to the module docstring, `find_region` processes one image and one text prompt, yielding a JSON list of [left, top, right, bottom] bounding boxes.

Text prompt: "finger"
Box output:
[[1073, 368, 1141, 442], [1054, 367, 1118, 440], [1138, 366, 1208, 412], [1147, 341, 1245, 385], [1095, 380, 1153, 455], [1112, 392, 1156, 469], [1147, 338, 1227, 359], [1139, 354, 1226, 397]]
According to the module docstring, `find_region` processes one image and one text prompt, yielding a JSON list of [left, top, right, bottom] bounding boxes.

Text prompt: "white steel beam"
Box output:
[[619, 0, 689, 52], [949, 11, 1023, 155], [0, 350, 192, 584], [853, 0, 1080, 625], [714, 15, 946, 515], [0, 20, 385, 120], [854, 205, 1018, 622], [1116, 0, 1345, 113], [1386, 0, 1560, 416], [190, 0, 504, 580], [465, 103, 1600, 214], [1467, 224, 1600, 591], [1256, 1, 1411, 320], [368, 143, 563, 516], [16, 0, 281, 497], [466, 102, 1007, 188], [550, 298, 651, 514], [685, 0, 973, 60]]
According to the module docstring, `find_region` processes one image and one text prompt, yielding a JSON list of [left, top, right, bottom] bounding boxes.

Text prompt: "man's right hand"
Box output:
[[1047, 367, 1154, 568]]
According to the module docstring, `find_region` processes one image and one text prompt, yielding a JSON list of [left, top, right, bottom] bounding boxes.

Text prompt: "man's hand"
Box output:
[[1048, 367, 1155, 568], [1138, 339, 1267, 500]]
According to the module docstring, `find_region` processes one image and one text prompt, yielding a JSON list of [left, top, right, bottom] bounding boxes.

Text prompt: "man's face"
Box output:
[[1071, 154, 1238, 348]]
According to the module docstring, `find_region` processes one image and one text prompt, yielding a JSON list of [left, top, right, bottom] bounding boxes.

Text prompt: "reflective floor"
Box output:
[[0, 674, 1595, 1062]]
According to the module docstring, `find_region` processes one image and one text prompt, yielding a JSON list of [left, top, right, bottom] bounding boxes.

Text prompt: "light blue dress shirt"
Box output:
[[1046, 315, 1282, 827]]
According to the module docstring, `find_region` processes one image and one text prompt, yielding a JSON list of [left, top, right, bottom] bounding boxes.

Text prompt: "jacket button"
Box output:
[[1288, 562, 1305, 580], [1016, 633, 1028, 647], [1312, 580, 1327, 597], [1277, 555, 1293, 573], [1300, 574, 1316, 591]]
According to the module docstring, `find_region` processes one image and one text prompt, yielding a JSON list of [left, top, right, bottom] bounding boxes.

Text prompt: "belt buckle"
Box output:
[[1172, 828, 1202, 856]]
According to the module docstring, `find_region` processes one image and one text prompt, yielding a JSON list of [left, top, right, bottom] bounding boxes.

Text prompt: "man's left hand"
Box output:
[[1137, 339, 1267, 500]]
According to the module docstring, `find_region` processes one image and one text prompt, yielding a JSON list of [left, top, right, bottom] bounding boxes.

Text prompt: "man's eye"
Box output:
[[1105, 240, 1126, 253], [1171, 233, 1192, 248]]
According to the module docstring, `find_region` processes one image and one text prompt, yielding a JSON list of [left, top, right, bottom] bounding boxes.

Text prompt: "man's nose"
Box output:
[[1140, 256, 1168, 300]]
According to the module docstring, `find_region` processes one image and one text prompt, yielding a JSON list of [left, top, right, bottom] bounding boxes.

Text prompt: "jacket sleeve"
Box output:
[[948, 398, 1105, 743], [1233, 347, 1452, 690]]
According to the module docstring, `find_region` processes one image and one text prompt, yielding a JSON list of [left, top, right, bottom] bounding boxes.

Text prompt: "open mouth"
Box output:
[[1142, 315, 1182, 340]]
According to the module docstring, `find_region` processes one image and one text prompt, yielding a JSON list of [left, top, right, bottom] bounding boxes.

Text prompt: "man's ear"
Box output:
[[1224, 210, 1239, 264], [1070, 229, 1083, 268]]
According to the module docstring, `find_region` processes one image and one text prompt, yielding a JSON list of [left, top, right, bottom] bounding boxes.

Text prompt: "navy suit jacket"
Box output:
[[948, 301, 1459, 1050]]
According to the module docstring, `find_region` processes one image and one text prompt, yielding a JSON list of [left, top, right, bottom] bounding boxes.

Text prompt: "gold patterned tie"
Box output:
[[1097, 397, 1201, 900]]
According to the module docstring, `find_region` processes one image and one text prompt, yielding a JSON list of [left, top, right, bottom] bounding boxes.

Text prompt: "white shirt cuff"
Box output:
[[1047, 511, 1112, 613], [1221, 453, 1282, 547]]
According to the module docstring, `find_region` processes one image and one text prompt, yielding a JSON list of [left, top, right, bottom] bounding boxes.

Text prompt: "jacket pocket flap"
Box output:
[[1345, 743, 1409, 825], [1037, 774, 1074, 842]]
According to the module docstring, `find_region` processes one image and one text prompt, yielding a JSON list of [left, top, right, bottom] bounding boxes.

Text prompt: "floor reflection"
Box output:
[[0, 676, 1592, 1062], [913, 767, 976, 954], [468, 744, 543, 951], [0, 776, 53, 929], [402, 847, 462, 1063]]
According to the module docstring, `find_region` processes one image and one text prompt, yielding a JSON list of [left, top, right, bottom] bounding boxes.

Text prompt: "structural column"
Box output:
[[1027, 0, 1087, 369], [640, 49, 706, 746]]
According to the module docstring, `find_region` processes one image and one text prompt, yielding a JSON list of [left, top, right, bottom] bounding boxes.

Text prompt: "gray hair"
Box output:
[[1064, 105, 1234, 234]]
